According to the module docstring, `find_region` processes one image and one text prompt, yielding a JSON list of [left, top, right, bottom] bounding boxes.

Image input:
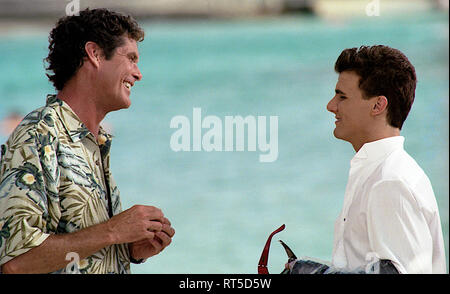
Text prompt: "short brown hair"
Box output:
[[45, 8, 144, 91], [334, 45, 417, 130]]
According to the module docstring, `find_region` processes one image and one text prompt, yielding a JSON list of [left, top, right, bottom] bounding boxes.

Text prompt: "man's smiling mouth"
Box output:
[[123, 81, 132, 90]]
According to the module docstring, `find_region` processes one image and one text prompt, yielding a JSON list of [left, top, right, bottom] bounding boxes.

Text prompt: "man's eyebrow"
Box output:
[[127, 52, 139, 61]]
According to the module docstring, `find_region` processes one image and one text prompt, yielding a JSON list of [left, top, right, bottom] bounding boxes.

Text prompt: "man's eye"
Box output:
[[339, 96, 347, 99]]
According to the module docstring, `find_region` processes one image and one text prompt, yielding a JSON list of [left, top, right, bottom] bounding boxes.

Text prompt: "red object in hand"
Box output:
[[258, 224, 285, 274]]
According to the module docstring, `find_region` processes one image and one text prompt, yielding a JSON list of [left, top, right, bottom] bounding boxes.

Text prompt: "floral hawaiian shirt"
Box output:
[[0, 94, 130, 273]]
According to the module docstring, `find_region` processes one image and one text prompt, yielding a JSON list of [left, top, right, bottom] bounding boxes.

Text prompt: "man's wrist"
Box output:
[[101, 219, 118, 245], [128, 243, 147, 264]]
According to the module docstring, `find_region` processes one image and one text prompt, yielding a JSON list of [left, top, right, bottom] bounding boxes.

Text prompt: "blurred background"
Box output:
[[0, 0, 448, 274]]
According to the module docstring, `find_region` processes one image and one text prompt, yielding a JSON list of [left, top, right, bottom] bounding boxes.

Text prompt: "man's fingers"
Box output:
[[156, 231, 172, 246], [149, 238, 163, 252], [162, 217, 171, 226], [147, 220, 163, 232], [146, 207, 164, 222], [161, 223, 175, 238], [132, 205, 165, 222]]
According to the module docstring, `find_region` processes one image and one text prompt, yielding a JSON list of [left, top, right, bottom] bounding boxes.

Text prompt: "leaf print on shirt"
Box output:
[[57, 144, 100, 190], [35, 132, 59, 200], [69, 127, 90, 143], [15, 163, 49, 213], [15, 162, 45, 193], [78, 257, 93, 274], [0, 217, 12, 248], [56, 218, 80, 234], [0, 172, 16, 200], [45, 94, 63, 106], [19, 107, 55, 129], [0, 162, 49, 213]]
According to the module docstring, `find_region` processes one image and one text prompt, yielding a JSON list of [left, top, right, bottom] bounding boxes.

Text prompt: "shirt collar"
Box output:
[[46, 94, 112, 146], [351, 136, 405, 165]]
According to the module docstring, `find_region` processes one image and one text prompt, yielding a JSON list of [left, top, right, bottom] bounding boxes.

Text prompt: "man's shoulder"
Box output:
[[372, 149, 436, 205], [4, 103, 62, 148], [380, 149, 427, 182], [363, 148, 441, 217]]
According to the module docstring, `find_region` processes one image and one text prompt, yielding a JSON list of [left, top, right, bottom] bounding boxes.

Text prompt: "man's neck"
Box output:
[[57, 79, 106, 139], [352, 127, 401, 152]]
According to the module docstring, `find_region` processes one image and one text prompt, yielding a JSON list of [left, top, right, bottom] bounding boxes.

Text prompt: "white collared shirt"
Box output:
[[331, 136, 446, 274]]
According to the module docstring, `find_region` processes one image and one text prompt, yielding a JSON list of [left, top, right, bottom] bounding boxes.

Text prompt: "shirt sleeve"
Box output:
[[0, 124, 59, 266], [366, 179, 433, 274]]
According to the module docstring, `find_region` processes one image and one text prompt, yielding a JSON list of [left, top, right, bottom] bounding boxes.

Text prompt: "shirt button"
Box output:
[[95, 159, 100, 166], [98, 134, 107, 145]]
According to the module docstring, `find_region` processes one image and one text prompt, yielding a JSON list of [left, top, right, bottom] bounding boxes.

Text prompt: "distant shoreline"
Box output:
[[0, 19, 54, 36], [0, 4, 447, 37]]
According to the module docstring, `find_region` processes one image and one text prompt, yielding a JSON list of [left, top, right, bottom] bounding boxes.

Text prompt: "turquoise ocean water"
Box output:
[[0, 11, 448, 273]]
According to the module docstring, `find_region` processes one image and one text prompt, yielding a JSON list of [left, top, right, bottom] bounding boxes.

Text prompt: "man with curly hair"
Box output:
[[0, 8, 175, 274], [286, 45, 446, 274]]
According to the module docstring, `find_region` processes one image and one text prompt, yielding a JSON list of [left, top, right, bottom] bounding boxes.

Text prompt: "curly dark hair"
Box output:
[[334, 45, 417, 130], [45, 8, 145, 91]]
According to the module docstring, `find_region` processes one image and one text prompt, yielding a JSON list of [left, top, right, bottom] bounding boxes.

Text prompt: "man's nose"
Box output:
[[133, 64, 142, 81], [327, 96, 337, 113]]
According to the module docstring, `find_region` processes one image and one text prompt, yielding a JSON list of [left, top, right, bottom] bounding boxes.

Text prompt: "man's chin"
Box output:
[[333, 129, 347, 141], [122, 101, 131, 109], [106, 101, 131, 113], [118, 96, 132, 109]]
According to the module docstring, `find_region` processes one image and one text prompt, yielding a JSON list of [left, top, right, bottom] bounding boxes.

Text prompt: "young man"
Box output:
[[0, 8, 175, 274], [288, 45, 446, 274]]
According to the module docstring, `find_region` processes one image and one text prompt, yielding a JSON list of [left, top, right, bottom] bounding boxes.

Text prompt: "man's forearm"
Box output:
[[1, 220, 116, 274], [1, 204, 170, 274]]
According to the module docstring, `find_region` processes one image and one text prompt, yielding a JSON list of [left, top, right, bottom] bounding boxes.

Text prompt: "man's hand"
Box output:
[[106, 205, 167, 244], [129, 217, 175, 260]]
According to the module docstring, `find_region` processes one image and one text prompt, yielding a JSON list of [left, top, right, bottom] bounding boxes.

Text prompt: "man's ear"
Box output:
[[371, 96, 388, 116], [84, 41, 102, 68]]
